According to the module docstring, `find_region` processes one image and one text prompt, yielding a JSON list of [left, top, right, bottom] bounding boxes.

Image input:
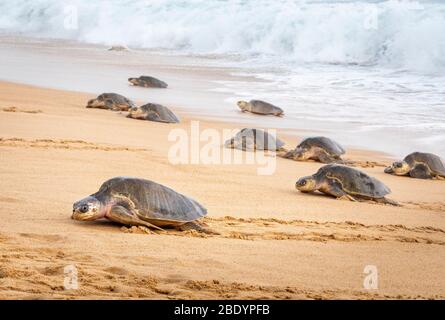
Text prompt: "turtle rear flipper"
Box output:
[[177, 221, 220, 235], [374, 197, 401, 206]]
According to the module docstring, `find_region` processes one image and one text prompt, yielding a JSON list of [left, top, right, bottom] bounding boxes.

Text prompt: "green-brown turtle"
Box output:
[[296, 164, 399, 205], [237, 100, 284, 116], [72, 177, 215, 233], [225, 128, 285, 151], [128, 76, 168, 88], [86, 93, 135, 111], [384, 152, 445, 180], [127, 103, 180, 123], [283, 136, 346, 163]]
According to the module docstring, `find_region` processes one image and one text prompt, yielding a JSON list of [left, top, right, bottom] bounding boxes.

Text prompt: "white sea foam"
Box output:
[[1, 0, 445, 74]]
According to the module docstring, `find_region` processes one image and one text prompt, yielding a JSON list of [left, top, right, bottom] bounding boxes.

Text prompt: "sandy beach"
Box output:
[[0, 79, 444, 299]]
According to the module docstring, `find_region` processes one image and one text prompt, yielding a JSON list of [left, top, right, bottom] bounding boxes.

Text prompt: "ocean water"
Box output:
[[0, 0, 444, 156]]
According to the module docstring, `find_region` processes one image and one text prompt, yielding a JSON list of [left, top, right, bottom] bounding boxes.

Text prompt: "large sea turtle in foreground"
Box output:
[[296, 164, 399, 205], [127, 103, 180, 123], [128, 76, 168, 88], [72, 177, 215, 233], [237, 100, 284, 116], [283, 136, 346, 163], [225, 128, 285, 151], [384, 152, 445, 180], [86, 93, 135, 111]]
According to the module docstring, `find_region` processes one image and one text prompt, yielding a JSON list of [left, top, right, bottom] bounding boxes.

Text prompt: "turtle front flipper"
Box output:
[[278, 148, 293, 158], [321, 179, 358, 202], [410, 164, 433, 179], [145, 111, 162, 122], [316, 151, 338, 164], [107, 205, 164, 231]]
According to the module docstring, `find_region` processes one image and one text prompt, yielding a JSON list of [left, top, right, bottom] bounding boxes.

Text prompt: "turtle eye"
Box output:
[[79, 205, 89, 213], [395, 162, 403, 168], [299, 180, 307, 186]]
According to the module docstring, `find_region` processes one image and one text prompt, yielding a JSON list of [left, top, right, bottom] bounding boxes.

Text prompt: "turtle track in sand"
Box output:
[[121, 216, 445, 245], [1, 106, 42, 114], [403, 201, 445, 213], [343, 159, 387, 168], [0, 138, 148, 152], [0, 239, 442, 299]]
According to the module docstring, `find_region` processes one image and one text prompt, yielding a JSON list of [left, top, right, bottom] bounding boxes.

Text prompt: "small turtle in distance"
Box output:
[[128, 76, 168, 88], [237, 100, 284, 116], [296, 164, 399, 206], [282, 136, 346, 164], [86, 93, 135, 111], [127, 103, 180, 123], [384, 152, 445, 180]]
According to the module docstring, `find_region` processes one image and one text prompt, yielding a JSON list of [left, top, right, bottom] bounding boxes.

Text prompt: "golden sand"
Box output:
[[0, 81, 444, 299]]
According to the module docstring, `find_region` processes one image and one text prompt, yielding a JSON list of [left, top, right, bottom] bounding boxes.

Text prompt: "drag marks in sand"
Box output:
[[0, 237, 442, 300], [1, 106, 43, 114], [121, 216, 445, 246], [0, 138, 148, 152], [404, 201, 445, 213]]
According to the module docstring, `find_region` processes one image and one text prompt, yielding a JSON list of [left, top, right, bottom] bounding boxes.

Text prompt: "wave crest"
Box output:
[[1, 0, 444, 73]]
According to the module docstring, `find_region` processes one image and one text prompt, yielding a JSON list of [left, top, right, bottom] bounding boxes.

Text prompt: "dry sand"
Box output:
[[0, 81, 444, 299]]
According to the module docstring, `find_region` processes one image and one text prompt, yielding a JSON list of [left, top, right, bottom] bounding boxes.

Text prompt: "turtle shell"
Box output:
[[298, 136, 345, 156], [404, 152, 445, 176], [250, 100, 283, 114], [138, 76, 168, 88], [88, 93, 135, 110], [93, 177, 206, 223], [314, 164, 390, 198], [130, 103, 179, 123], [226, 128, 285, 151]]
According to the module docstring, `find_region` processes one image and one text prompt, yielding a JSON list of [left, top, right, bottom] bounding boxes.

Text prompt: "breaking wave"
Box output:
[[0, 0, 445, 73]]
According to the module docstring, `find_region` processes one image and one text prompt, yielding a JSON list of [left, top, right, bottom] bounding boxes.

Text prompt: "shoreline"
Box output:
[[1, 80, 445, 299], [1, 34, 443, 158]]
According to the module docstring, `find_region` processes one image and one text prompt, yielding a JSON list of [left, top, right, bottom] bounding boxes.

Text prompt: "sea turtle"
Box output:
[[108, 45, 129, 51], [283, 136, 346, 163], [225, 128, 285, 151], [237, 100, 284, 116], [296, 164, 399, 205], [128, 76, 168, 88], [72, 177, 215, 233], [384, 152, 445, 180], [86, 93, 135, 111], [127, 103, 180, 123]]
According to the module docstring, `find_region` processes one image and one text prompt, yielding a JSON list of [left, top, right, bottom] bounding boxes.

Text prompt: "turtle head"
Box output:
[[86, 97, 101, 108], [292, 147, 310, 161], [128, 77, 138, 85], [295, 176, 317, 192], [224, 138, 235, 148], [72, 196, 104, 221], [237, 101, 248, 111], [387, 161, 410, 176], [127, 106, 144, 118]]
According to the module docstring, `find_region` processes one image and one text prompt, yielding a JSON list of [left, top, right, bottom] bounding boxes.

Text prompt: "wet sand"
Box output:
[[0, 81, 444, 299]]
